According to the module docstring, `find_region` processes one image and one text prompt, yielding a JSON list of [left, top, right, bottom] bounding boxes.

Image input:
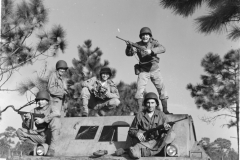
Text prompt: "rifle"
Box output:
[[18, 111, 45, 130], [142, 116, 188, 140], [116, 36, 146, 52]]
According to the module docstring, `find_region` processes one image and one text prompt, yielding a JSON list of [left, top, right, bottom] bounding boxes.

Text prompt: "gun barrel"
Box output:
[[116, 36, 127, 42]]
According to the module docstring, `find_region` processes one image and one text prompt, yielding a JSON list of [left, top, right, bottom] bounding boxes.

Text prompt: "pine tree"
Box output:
[[66, 40, 138, 116], [66, 40, 116, 117], [187, 49, 240, 155], [199, 137, 239, 160], [159, 0, 240, 41], [1, 0, 67, 91]]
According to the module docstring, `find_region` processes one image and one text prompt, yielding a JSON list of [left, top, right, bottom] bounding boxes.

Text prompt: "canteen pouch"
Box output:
[[134, 64, 141, 75]]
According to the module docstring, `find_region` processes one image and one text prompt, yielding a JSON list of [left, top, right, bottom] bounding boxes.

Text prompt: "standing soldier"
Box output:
[[47, 60, 68, 117], [16, 91, 61, 156], [80, 67, 120, 117], [125, 27, 170, 114]]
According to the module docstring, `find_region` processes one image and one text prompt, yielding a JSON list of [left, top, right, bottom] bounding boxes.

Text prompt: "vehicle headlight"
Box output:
[[166, 144, 177, 156], [36, 145, 45, 156]]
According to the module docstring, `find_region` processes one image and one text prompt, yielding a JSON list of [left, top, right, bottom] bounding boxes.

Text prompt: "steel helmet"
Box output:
[[100, 67, 112, 77], [139, 27, 152, 38], [35, 90, 50, 101], [143, 92, 159, 106], [56, 60, 68, 70]]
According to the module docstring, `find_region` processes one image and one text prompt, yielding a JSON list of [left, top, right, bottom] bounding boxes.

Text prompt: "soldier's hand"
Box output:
[[126, 41, 131, 46], [136, 132, 146, 142], [132, 47, 137, 52], [144, 49, 152, 55], [24, 113, 31, 119], [164, 122, 171, 130], [100, 87, 107, 93], [35, 118, 44, 124]]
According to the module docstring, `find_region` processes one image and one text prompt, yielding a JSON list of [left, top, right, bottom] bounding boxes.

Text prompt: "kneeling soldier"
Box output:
[[80, 67, 120, 116], [16, 91, 61, 156]]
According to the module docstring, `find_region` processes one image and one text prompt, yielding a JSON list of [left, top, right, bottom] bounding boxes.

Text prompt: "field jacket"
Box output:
[[128, 110, 168, 140], [125, 38, 166, 72], [82, 77, 119, 99]]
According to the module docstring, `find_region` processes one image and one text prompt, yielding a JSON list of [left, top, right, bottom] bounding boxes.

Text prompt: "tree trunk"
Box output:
[[236, 101, 239, 157]]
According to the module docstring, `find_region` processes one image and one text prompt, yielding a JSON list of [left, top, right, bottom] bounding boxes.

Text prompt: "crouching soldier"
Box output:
[[80, 67, 120, 117], [47, 60, 68, 117], [128, 92, 175, 158], [16, 91, 61, 156]]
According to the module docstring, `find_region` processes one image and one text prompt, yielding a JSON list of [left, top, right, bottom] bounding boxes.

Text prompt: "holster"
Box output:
[[134, 64, 141, 75]]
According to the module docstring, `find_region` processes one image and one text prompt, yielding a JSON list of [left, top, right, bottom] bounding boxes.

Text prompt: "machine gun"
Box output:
[[142, 116, 188, 140], [116, 36, 146, 52], [18, 111, 45, 130]]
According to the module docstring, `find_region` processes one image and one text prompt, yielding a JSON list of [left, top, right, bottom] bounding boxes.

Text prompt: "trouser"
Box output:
[[135, 69, 168, 111], [80, 87, 120, 116], [129, 130, 175, 159], [16, 128, 46, 144], [16, 117, 61, 150], [50, 96, 66, 117]]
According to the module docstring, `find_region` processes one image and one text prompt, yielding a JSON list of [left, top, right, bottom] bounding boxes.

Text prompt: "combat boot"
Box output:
[[161, 99, 172, 114]]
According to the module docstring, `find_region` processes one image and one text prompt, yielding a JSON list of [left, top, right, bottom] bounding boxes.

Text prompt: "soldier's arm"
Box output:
[[128, 115, 141, 138], [48, 72, 65, 96], [43, 105, 61, 123], [81, 77, 97, 90], [105, 82, 120, 98], [150, 40, 166, 55], [125, 45, 136, 56]]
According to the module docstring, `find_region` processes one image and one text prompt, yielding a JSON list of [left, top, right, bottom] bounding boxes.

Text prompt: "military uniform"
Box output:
[[81, 77, 120, 116], [128, 109, 173, 158], [125, 27, 169, 113], [48, 71, 67, 117], [16, 104, 61, 151]]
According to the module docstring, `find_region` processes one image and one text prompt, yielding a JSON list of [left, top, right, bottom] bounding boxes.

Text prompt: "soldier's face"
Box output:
[[101, 73, 110, 81], [146, 99, 157, 112], [57, 69, 66, 76], [141, 34, 150, 43], [37, 100, 48, 107]]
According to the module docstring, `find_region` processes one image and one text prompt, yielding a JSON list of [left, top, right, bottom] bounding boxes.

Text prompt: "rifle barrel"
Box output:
[[116, 36, 126, 42]]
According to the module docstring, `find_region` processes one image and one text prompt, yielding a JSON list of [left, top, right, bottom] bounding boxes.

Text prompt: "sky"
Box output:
[[0, 0, 239, 150]]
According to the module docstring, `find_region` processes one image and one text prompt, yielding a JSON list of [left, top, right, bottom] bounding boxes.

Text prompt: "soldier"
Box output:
[[128, 92, 174, 158], [80, 67, 120, 117], [16, 91, 61, 156], [47, 60, 68, 117], [125, 27, 170, 114]]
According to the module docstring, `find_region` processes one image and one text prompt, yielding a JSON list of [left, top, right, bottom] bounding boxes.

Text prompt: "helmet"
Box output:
[[35, 91, 50, 101], [143, 92, 159, 106], [56, 60, 68, 70], [139, 27, 152, 38], [100, 67, 112, 77]]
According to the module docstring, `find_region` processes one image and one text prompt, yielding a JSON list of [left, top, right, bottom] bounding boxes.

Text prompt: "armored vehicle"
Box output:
[[9, 114, 210, 160]]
